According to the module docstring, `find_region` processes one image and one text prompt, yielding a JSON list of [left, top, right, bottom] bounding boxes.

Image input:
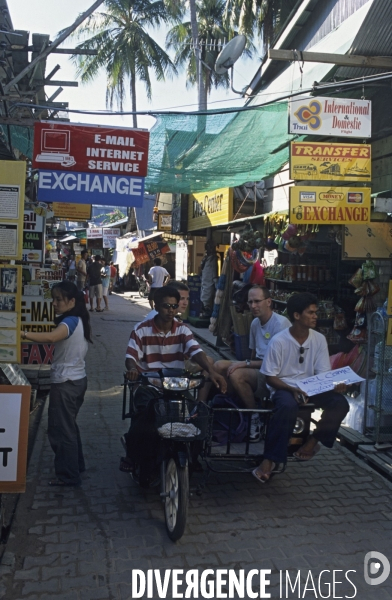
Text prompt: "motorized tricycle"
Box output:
[[122, 369, 314, 542]]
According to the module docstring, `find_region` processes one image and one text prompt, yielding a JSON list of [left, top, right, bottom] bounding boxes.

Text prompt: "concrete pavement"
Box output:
[[1, 292, 392, 600]]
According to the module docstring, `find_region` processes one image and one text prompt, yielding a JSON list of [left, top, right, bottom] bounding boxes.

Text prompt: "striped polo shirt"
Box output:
[[126, 318, 202, 371]]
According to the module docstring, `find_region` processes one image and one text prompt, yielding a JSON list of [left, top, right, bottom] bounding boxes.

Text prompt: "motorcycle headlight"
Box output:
[[188, 378, 203, 389], [147, 377, 163, 388], [293, 417, 305, 434], [162, 377, 189, 391]]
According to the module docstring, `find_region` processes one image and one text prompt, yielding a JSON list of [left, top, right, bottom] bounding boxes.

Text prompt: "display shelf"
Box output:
[[265, 277, 337, 288]]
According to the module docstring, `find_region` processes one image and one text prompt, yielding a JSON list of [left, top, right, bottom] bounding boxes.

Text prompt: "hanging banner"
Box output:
[[53, 203, 92, 220], [289, 97, 371, 138], [142, 239, 170, 260], [33, 122, 149, 176], [0, 386, 31, 493], [290, 142, 371, 182], [103, 227, 121, 249], [37, 170, 145, 207], [132, 246, 150, 267], [158, 213, 172, 231], [290, 187, 371, 225]]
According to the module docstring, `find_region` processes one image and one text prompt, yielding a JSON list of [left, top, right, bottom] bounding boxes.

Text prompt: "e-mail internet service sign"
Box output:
[[33, 122, 150, 177]]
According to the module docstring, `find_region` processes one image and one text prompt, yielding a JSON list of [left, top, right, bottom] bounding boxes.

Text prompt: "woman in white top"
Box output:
[[21, 281, 92, 487]]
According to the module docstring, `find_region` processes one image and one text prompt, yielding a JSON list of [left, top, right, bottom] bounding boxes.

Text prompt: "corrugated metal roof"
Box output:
[[335, 0, 392, 79]]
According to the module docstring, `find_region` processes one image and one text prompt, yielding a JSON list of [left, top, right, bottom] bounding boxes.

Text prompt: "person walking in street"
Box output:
[[21, 281, 92, 487], [147, 257, 170, 308], [87, 255, 103, 312], [101, 260, 111, 310], [67, 254, 76, 282], [109, 261, 117, 294], [76, 250, 88, 292], [253, 292, 350, 483]]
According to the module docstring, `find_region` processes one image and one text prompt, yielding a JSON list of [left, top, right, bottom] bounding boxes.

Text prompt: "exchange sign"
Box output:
[[290, 142, 371, 182], [289, 186, 371, 225]]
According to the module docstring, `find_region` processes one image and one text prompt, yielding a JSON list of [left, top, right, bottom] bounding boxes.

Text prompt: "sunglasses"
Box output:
[[299, 347, 305, 364], [161, 303, 179, 309]]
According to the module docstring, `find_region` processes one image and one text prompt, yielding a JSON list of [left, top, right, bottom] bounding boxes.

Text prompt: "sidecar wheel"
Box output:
[[164, 458, 188, 541]]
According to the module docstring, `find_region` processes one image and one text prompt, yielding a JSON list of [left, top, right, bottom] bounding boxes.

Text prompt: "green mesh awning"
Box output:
[[145, 101, 296, 194], [0, 125, 33, 158]]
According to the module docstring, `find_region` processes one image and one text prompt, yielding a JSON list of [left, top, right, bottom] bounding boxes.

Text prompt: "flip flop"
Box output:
[[252, 463, 275, 484], [89, 309, 94, 312], [293, 443, 321, 461], [95, 309, 104, 312]]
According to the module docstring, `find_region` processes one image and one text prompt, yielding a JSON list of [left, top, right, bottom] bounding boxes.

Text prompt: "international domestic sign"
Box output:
[[37, 170, 145, 207], [23, 210, 44, 263], [53, 203, 92, 221], [188, 188, 233, 232], [290, 186, 371, 224], [33, 122, 149, 176], [103, 228, 121, 249], [289, 97, 371, 138], [290, 142, 371, 182]]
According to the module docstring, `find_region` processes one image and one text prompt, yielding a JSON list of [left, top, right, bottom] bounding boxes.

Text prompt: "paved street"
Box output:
[[1, 292, 392, 600]]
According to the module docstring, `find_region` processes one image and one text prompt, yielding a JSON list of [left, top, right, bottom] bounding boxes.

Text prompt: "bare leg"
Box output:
[[195, 356, 216, 403], [103, 295, 109, 309], [96, 298, 101, 311], [213, 360, 258, 408]]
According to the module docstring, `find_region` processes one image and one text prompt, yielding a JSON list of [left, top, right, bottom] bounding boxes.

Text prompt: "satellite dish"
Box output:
[[215, 35, 246, 74]]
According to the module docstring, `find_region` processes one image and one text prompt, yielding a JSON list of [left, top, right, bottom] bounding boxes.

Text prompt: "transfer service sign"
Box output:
[[289, 186, 371, 225], [289, 97, 371, 138], [33, 122, 149, 207], [290, 142, 371, 182]]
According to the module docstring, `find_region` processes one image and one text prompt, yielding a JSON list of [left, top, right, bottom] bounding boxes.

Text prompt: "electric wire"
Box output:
[[9, 70, 392, 118]]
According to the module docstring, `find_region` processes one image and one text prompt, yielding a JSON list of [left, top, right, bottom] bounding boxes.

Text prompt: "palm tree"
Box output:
[[68, 0, 177, 127], [224, 0, 298, 55], [166, 0, 253, 108]]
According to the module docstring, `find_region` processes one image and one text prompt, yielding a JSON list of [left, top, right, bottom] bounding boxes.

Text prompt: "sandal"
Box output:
[[294, 442, 321, 461], [48, 478, 81, 487], [96, 309, 104, 312], [119, 457, 134, 473], [89, 309, 94, 312], [252, 462, 276, 484]]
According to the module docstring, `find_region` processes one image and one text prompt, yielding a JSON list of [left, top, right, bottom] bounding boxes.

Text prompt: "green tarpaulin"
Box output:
[[145, 101, 296, 194]]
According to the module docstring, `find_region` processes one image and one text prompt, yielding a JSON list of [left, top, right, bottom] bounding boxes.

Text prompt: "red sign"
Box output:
[[33, 122, 149, 177]]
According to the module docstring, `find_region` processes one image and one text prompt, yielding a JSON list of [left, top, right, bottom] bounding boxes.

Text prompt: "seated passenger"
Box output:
[[253, 292, 349, 483], [120, 286, 226, 475], [209, 286, 290, 442]]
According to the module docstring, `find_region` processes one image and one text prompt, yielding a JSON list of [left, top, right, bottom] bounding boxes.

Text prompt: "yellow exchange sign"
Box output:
[[290, 187, 371, 225], [290, 142, 371, 182]]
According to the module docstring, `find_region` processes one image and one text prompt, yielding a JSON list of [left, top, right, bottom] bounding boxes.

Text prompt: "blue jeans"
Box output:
[[264, 389, 349, 464], [48, 377, 87, 484]]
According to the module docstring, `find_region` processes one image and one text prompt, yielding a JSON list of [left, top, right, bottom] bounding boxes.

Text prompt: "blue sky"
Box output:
[[10, 0, 262, 130]]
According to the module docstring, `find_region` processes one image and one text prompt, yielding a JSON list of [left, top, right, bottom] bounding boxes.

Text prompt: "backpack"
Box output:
[[211, 395, 249, 445]]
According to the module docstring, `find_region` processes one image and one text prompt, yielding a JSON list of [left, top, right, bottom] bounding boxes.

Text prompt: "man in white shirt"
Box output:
[[254, 292, 349, 483], [211, 286, 290, 441], [147, 258, 170, 308]]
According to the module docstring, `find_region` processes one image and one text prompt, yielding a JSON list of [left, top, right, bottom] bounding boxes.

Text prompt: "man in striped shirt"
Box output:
[[121, 286, 226, 475]]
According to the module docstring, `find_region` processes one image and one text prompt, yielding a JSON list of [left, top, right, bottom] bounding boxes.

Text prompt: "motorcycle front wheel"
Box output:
[[164, 457, 189, 542]]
